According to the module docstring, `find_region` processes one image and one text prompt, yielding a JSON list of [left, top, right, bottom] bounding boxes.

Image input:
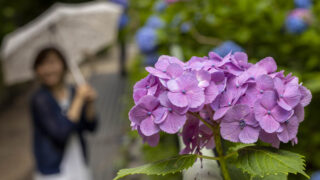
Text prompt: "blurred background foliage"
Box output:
[[126, 0, 320, 179]]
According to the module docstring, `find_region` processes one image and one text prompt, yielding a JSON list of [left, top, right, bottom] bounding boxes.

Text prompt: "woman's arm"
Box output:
[[67, 84, 94, 122], [67, 94, 85, 122], [81, 85, 98, 132], [31, 95, 76, 144], [85, 101, 96, 121]]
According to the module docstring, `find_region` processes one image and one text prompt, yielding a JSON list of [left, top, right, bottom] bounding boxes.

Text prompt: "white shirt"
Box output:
[[35, 89, 92, 180]]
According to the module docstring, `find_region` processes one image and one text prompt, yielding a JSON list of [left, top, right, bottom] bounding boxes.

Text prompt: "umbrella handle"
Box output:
[[67, 58, 86, 85]]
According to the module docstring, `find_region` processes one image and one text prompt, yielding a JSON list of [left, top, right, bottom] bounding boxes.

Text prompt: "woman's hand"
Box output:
[[68, 84, 96, 123], [76, 84, 97, 102]]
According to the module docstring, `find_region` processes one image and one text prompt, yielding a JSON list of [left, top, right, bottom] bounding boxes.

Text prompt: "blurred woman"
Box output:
[[30, 47, 98, 180]]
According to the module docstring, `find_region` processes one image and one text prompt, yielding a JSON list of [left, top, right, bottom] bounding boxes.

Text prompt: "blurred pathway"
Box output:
[[0, 94, 33, 180], [0, 44, 137, 180], [88, 73, 128, 180]]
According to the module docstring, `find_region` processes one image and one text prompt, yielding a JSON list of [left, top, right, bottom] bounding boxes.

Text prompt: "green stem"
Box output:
[[196, 154, 220, 161], [224, 151, 237, 159], [189, 112, 231, 180], [212, 124, 231, 180]]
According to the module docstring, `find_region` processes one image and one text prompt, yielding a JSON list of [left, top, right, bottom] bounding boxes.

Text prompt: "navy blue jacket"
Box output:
[[30, 86, 97, 175]]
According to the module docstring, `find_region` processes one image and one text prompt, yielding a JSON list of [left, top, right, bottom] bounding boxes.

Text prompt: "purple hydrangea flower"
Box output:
[[237, 57, 277, 85], [211, 77, 247, 120], [226, 52, 251, 75], [274, 77, 301, 111], [137, 127, 160, 147], [180, 115, 214, 154], [156, 92, 187, 134], [299, 85, 312, 106], [259, 130, 280, 148], [221, 104, 260, 143], [277, 116, 299, 143], [202, 52, 231, 72], [129, 50, 312, 150], [203, 71, 226, 104], [254, 91, 293, 133], [133, 75, 159, 103], [146, 55, 184, 80], [129, 95, 164, 136], [167, 73, 205, 108]]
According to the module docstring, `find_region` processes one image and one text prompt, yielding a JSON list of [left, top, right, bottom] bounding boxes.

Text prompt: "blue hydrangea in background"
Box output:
[[145, 51, 160, 66], [118, 14, 129, 29], [212, 41, 244, 57], [194, 12, 203, 22], [180, 22, 191, 33], [170, 14, 182, 27], [285, 15, 308, 34], [136, 27, 158, 53], [154, 1, 167, 12], [110, 0, 129, 9], [311, 171, 320, 180], [146, 16, 164, 29], [110, 0, 129, 29], [285, 9, 312, 34], [294, 0, 312, 9]]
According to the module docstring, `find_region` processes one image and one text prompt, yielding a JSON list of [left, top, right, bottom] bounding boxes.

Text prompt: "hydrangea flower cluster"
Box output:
[[129, 52, 311, 154], [136, 16, 164, 53], [136, 27, 158, 53], [180, 22, 192, 33], [110, 0, 129, 9], [212, 41, 244, 57], [154, 1, 167, 12], [110, 0, 129, 29], [294, 0, 312, 9], [146, 16, 165, 29], [285, 8, 312, 34], [136, 15, 165, 65]]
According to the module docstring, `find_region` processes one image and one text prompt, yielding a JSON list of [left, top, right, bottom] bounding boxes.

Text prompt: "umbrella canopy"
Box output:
[[0, 1, 123, 85]]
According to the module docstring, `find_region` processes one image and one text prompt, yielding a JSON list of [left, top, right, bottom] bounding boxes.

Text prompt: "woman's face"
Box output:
[[35, 51, 65, 87]]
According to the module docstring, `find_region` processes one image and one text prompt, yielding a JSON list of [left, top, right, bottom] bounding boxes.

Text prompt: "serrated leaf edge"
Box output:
[[235, 147, 309, 179], [113, 154, 197, 180]]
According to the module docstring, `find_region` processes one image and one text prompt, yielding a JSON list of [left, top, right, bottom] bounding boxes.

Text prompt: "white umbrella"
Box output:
[[0, 1, 123, 85]]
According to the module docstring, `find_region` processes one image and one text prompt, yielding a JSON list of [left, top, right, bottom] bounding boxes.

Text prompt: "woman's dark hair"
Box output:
[[33, 47, 68, 71]]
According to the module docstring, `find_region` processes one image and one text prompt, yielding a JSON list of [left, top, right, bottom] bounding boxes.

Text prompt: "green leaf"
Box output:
[[253, 174, 287, 180], [113, 154, 197, 180], [228, 163, 287, 180], [233, 146, 309, 179], [227, 143, 255, 154]]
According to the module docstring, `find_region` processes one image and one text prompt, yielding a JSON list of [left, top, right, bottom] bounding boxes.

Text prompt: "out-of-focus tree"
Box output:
[[0, 0, 91, 42]]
